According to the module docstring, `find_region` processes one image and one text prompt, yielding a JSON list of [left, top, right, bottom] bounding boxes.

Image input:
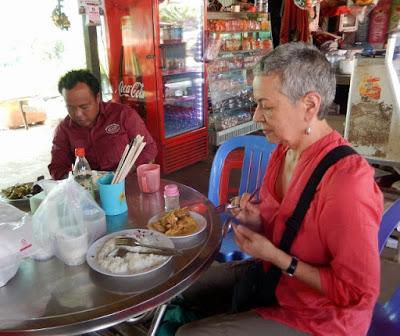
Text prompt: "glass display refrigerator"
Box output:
[[205, 10, 273, 146], [344, 31, 400, 166], [103, 0, 207, 173]]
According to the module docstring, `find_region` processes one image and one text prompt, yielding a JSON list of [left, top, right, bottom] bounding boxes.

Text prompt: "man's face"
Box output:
[[62, 82, 100, 128]]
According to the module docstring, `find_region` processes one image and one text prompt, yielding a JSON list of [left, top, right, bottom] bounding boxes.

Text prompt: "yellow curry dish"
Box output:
[[149, 207, 199, 236]]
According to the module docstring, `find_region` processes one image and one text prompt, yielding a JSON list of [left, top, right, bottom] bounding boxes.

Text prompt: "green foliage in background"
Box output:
[[159, 3, 200, 29]]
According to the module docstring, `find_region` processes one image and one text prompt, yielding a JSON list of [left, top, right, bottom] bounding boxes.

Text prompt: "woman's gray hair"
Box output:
[[254, 42, 336, 118]]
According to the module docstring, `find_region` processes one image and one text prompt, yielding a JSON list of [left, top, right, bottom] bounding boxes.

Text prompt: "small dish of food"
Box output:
[[0, 182, 41, 211], [147, 208, 207, 248], [1, 182, 34, 200]]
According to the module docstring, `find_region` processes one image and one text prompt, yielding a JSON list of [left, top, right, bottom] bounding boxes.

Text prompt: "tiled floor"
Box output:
[[0, 123, 399, 304]]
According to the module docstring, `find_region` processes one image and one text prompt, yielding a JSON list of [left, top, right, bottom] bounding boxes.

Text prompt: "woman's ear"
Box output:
[[302, 91, 321, 122]]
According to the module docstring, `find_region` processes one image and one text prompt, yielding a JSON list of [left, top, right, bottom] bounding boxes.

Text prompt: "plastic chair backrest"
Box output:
[[378, 198, 400, 253], [208, 135, 276, 206], [367, 198, 400, 336]]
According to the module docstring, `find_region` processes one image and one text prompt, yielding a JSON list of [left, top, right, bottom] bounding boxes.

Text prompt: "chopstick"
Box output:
[[117, 141, 146, 182], [111, 144, 130, 184], [248, 187, 261, 204], [215, 187, 261, 213], [112, 135, 146, 184]]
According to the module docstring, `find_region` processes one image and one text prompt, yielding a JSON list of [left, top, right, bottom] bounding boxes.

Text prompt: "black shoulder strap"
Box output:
[[264, 145, 358, 298], [279, 145, 358, 252]]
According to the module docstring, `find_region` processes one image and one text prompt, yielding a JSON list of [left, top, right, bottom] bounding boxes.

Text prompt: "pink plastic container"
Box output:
[[137, 164, 160, 193]]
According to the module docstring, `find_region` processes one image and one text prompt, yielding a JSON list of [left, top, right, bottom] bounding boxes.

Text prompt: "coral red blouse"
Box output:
[[256, 131, 383, 336]]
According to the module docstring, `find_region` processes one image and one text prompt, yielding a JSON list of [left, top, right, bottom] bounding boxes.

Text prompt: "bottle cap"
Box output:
[[75, 148, 85, 157], [164, 184, 179, 197]]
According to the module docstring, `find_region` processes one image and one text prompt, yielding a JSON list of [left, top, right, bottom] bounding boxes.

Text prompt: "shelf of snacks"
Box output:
[[218, 45, 271, 55], [207, 52, 268, 75], [206, 10, 272, 145], [207, 11, 270, 21], [208, 29, 271, 34], [209, 120, 263, 146], [208, 19, 270, 32], [162, 67, 202, 76]]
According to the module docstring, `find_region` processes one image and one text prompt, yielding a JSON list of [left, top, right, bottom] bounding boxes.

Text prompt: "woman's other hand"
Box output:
[[232, 224, 277, 262]]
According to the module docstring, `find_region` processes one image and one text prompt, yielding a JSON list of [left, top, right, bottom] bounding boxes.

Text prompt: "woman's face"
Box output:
[[252, 74, 306, 148]]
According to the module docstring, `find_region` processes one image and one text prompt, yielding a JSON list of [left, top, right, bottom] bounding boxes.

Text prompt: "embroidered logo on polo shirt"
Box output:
[[105, 123, 120, 134]]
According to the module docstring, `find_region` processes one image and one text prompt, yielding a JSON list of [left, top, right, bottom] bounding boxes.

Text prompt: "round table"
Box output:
[[0, 176, 222, 335]]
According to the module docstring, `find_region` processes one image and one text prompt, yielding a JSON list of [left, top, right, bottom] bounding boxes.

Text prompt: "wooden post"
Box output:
[[82, 16, 102, 98]]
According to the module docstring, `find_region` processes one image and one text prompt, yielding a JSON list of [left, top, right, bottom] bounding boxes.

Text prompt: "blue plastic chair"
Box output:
[[208, 135, 276, 262], [368, 198, 400, 336], [378, 198, 400, 253]]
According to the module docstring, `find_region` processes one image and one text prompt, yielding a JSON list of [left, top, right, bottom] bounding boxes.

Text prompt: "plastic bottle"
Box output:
[[73, 148, 94, 197], [389, 0, 400, 33], [164, 184, 180, 211], [368, 0, 392, 49], [254, 0, 268, 13]]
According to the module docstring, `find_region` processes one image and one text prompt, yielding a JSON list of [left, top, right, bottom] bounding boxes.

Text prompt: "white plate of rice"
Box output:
[[86, 229, 174, 277]]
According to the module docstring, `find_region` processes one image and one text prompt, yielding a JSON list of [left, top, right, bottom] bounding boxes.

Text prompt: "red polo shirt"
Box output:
[[49, 101, 158, 180]]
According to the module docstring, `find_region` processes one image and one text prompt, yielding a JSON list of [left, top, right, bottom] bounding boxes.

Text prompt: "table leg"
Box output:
[[19, 100, 29, 130], [147, 303, 168, 336]]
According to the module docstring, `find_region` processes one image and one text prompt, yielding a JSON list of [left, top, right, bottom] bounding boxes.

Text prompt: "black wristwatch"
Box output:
[[285, 256, 298, 277]]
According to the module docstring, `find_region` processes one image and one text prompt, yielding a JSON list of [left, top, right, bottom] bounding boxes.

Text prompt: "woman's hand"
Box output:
[[233, 224, 323, 292], [230, 192, 262, 231], [232, 224, 278, 262]]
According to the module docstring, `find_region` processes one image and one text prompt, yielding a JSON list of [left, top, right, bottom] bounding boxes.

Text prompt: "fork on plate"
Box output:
[[114, 236, 182, 256], [112, 247, 179, 258]]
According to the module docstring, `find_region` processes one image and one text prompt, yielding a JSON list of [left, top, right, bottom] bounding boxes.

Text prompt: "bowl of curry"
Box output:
[[147, 207, 207, 249]]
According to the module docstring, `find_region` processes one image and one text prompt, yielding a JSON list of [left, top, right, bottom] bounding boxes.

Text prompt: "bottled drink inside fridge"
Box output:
[[73, 147, 94, 197], [119, 15, 145, 118]]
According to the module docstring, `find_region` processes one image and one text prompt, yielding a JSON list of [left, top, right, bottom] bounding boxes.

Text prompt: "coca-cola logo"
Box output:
[[105, 123, 120, 134], [118, 81, 145, 100]]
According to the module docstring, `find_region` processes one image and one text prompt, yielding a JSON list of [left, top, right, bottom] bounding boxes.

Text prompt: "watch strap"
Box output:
[[286, 256, 298, 277]]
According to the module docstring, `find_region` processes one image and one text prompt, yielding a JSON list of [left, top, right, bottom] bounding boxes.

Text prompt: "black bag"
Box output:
[[231, 145, 357, 313], [232, 261, 277, 312]]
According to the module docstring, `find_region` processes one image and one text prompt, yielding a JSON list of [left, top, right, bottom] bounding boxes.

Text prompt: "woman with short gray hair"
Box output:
[[176, 42, 382, 336], [255, 42, 336, 118]]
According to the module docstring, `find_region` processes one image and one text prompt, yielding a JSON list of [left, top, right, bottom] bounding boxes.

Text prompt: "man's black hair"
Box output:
[[58, 69, 100, 96]]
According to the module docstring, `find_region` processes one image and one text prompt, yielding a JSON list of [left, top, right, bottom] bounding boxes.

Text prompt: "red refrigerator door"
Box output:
[[104, 0, 160, 139], [155, 0, 208, 173], [104, 0, 208, 174]]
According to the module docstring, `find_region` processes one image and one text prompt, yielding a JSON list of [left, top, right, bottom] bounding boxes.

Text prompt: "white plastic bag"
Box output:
[[0, 202, 36, 257], [32, 175, 106, 265], [0, 202, 37, 286]]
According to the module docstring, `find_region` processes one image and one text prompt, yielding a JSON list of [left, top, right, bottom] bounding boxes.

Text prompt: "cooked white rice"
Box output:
[[97, 236, 168, 274]]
